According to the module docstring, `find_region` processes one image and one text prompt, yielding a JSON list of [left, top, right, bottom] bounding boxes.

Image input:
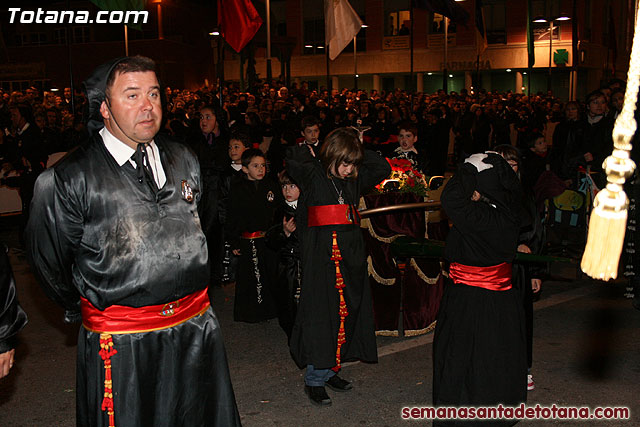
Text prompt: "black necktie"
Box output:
[[132, 143, 156, 191]]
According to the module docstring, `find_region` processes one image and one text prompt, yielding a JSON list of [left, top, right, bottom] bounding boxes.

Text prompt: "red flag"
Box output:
[[218, 0, 263, 53]]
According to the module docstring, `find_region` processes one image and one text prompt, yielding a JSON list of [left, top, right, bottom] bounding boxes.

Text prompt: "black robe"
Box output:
[[25, 133, 240, 427], [0, 243, 28, 354], [286, 146, 390, 370], [265, 202, 301, 340], [226, 175, 282, 322], [434, 158, 527, 427]]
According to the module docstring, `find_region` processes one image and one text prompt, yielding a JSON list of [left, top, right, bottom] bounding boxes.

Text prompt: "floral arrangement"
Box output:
[[376, 158, 429, 197]]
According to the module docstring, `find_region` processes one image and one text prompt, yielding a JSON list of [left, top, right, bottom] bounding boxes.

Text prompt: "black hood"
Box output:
[[82, 57, 127, 135], [475, 152, 522, 220], [461, 152, 522, 221]]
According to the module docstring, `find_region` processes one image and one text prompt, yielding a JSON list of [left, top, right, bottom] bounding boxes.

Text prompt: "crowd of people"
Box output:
[[1, 55, 639, 426]]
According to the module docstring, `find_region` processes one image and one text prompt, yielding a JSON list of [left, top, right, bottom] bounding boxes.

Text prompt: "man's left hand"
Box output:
[[0, 349, 15, 379]]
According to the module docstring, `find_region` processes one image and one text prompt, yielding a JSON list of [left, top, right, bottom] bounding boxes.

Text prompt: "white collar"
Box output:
[[100, 127, 137, 166], [100, 127, 158, 167], [17, 122, 29, 135], [286, 200, 298, 209], [395, 146, 418, 155]]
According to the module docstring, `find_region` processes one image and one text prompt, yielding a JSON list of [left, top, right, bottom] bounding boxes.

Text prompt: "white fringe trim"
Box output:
[[367, 256, 396, 285], [409, 258, 440, 284]]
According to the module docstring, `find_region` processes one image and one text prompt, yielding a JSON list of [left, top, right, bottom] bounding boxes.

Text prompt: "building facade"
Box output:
[[225, 0, 633, 100]]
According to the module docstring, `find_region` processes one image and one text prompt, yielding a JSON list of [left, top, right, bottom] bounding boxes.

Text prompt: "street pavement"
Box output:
[[0, 219, 638, 426]]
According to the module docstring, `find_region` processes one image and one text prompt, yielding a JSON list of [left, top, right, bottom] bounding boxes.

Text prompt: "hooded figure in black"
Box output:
[[433, 152, 527, 426], [25, 56, 240, 427]]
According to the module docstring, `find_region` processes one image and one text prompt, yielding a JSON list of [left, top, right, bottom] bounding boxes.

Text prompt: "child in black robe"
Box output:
[[392, 120, 428, 174], [219, 130, 251, 284], [434, 152, 527, 426], [265, 171, 301, 341], [226, 148, 282, 322], [286, 127, 390, 406]]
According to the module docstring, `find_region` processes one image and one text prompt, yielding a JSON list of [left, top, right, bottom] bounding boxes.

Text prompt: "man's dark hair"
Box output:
[[10, 102, 34, 124], [241, 148, 265, 167], [585, 90, 605, 105], [300, 115, 320, 131], [105, 56, 156, 98]]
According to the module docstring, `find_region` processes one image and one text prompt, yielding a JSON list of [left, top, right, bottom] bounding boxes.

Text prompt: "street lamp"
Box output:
[[533, 13, 571, 93]]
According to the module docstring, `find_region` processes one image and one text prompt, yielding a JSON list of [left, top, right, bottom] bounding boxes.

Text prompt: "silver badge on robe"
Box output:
[[181, 180, 194, 203], [267, 191, 274, 202]]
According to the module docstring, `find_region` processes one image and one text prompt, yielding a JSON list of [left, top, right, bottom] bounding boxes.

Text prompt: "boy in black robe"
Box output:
[[265, 171, 301, 340], [219, 129, 251, 284], [227, 148, 282, 322]]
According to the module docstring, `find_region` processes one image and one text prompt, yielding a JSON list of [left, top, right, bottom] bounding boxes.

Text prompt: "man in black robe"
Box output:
[[26, 56, 240, 427]]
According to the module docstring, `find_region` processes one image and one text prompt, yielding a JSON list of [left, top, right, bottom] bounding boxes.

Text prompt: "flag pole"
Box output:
[[326, 44, 331, 93], [443, 16, 448, 93], [354, 36, 358, 90], [266, 0, 272, 82], [410, 5, 414, 94]]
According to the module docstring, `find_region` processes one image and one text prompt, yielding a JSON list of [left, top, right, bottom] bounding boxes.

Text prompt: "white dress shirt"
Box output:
[[100, 127, 167, 188]]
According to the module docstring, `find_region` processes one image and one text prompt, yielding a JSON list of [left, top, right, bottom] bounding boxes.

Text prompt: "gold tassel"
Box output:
[[581, 4, 640, 280], [581, 183, 629, 280]]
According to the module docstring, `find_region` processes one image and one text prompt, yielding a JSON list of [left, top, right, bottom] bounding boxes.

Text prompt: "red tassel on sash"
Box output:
[[99, 333, 117, 427], [81, 288, 210, 427], [330, 231, 349, 372]]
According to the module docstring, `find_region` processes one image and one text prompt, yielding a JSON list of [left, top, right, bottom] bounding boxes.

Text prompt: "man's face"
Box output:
[[302, 124, 320, 144], [10, 108, 24, 129], [64, 87, 71, 99], [566, 104, 579, 120], [199, 108, 217, 134], [242, 156, 266, 181], [229, 140, 247, 162], [611, 92, 624, 112], [587, 96, 606, 117], [398, 129, 417, 151], [100, 71, 161, 149], [47, 110, 57, 126], [35, 115, 46, 129]]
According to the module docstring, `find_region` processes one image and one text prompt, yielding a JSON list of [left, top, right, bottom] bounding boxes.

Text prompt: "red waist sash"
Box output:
[[81, 287, 210, 334], [449, 262, 512, 291], [308, 204, 360, 227], [241, 230, 265, 239]]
